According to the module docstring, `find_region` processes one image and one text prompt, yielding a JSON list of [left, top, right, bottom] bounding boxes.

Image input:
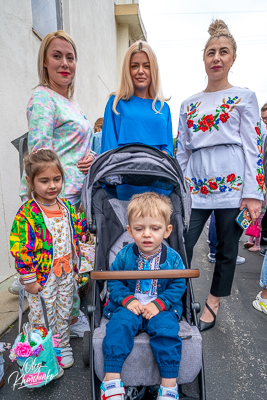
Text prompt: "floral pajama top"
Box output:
[[176, 86, 264, 209], [19, 86, 94, 204]]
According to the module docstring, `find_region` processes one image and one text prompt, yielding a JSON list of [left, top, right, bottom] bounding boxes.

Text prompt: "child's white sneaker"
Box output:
[[8, 277, 24, 295], [100, 379, 125, 399], [157, 385, 179, 399], [53, 366, 64, 380], [60, 344, 74, 369], [69, 310, 90, 338], [253, 292, 267, 315]]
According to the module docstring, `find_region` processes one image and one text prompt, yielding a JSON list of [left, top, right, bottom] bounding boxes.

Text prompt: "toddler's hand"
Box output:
[[25, 282, 43, 295], [142, 302, 159, 319], [126, 300, 143, 316]]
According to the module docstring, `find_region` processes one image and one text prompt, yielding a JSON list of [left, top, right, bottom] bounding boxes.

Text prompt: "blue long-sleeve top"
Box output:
[[100, 95, 173, 155]]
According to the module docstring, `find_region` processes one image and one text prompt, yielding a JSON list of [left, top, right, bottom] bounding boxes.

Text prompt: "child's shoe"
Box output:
[[53, 366, 64, 380], [60, 344, 74, 369], [8, 277, 24, 295], [252, 292, 267, 315], [157, 385, 179, 399], [100, 379, 125, 399], [243, 242, 254, 249], [260, 248, 267, 257], [70, 310, 90, 338], [207, 253, 216, 263], [248, 245, 261, 252]]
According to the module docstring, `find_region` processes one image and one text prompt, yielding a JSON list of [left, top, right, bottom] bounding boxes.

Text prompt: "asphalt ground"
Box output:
[[191, 229, 267, 400], [0, 228, 267, 400]]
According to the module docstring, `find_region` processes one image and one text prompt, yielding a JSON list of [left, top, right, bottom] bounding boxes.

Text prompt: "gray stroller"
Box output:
[[81, 144, 205, 400]]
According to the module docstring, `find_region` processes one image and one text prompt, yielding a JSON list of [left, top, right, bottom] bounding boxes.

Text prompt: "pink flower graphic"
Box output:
[[14, 342, 33, 358]]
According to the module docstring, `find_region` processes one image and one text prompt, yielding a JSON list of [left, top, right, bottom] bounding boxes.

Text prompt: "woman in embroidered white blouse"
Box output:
[[177, 20, 263, 332]]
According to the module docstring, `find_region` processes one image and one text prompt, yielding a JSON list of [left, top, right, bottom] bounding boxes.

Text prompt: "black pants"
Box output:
[[184, 208, 243, 297], [261, 211, 267, 239]]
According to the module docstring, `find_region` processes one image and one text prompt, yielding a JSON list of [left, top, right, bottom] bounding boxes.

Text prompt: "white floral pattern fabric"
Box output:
[[177, 87, 263, 209]]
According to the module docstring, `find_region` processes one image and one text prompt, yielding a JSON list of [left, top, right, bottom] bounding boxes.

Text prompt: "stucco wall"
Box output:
[[0, 0, 40, 283], [62, 0, 118, 124], [0, 0, 119, 283]]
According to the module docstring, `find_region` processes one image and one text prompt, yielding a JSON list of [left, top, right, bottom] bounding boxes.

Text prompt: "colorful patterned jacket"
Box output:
[[10, 197, 87, 286]]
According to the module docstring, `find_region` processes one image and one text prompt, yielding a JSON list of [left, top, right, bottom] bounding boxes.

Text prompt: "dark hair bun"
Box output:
[[208, 19, 229, 36]]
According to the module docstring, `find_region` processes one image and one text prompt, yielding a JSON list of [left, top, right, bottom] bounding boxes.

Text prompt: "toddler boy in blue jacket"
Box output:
[[101, 192, 187, 400]]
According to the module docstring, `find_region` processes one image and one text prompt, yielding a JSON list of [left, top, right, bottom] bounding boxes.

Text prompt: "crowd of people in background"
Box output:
[[3, 16, 267, 400]]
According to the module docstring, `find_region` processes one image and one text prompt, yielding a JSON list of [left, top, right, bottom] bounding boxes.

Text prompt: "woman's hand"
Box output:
[[77, 155, 95, 175], [24, 282, 43, 295], [240, 198, 261, 222]]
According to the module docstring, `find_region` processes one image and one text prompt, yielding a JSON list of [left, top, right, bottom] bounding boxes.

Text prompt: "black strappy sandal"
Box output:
[[198, 300, 219, 332]]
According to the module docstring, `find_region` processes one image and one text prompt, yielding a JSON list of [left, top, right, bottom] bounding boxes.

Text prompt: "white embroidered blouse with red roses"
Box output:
[[176, 86, 264, 209]]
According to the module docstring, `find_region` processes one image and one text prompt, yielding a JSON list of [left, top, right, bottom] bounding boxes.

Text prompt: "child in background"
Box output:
[[92, 117, 103, 156], [10, 149, 87, 377], [244, 200, 267, 251], [253, 252, 267, 313], [101, 192, 186, 400]]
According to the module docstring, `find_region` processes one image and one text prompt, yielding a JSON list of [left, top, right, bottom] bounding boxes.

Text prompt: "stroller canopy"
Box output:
[[81, 144, 191, 230]]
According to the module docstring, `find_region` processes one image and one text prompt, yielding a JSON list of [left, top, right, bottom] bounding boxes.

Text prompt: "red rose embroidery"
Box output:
[[190, 186, 193, 193], [227, 173, 235, 182], [202, 114, 214, 127], [187, 119, 194, 128], [255, 127, 261, 136], [199, 121, 209, 132], [201, 186, 209, 195], [256, 174, 264, 188], [209, 182, 218, 190], [221, 104, 230, 109], [220, 113, 230, 123]]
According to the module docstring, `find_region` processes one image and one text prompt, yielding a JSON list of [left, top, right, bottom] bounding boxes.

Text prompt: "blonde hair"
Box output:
[[37, 30, 77, 99], [113, 40, 166, 115], [127, 192, 173, 226], [94, 117, 104, 133], [24, 148, 64, 199], [261, 103, 267, 113], [204, 20, 237, 58]]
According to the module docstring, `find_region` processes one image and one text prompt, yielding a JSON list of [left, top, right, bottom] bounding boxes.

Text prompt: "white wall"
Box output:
[[0, 0, 40, 282], [0, 0, 121, 283], [62, 0, 119, 124]]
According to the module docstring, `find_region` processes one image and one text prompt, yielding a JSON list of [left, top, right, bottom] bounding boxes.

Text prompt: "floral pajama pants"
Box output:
[[26, 268, 74, 347]]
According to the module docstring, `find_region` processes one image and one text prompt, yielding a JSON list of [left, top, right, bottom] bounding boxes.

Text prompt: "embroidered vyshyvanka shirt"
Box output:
[[19, 86, 94, 204], [176, 87, 264, 209], [135, 246, 161, 305]]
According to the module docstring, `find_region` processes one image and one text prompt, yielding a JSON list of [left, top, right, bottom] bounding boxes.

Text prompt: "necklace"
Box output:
[[204, 83, 231, 93], [36, 199, 57, 207]]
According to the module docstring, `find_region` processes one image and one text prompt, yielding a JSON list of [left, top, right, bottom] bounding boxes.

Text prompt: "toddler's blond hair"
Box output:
[[127, 192, 172, 226]]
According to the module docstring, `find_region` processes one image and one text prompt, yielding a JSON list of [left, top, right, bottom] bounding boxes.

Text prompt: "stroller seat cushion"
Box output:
[[93, 316, 202, 387]]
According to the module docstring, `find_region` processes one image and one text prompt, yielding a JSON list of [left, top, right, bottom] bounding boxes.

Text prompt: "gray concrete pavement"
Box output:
[[1, 229, 267, 399], [0, 276, 28, 336]]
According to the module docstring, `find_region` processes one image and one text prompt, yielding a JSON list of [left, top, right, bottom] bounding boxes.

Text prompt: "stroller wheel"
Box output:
[[82, 330, 91, 365]]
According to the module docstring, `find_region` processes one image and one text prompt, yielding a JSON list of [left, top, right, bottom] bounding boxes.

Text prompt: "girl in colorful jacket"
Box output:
[[10, 148, 87, 377]]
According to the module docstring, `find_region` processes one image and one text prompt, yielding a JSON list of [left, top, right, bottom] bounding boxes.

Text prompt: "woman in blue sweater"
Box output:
[[101, 41, 173, 156]]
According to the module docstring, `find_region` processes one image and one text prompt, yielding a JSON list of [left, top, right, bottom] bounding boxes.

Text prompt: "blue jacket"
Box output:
[[104, 243, 187, 320]]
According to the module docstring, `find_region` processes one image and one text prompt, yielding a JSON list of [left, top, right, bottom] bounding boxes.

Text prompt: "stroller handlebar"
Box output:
[[90, 269, 200, 280]]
